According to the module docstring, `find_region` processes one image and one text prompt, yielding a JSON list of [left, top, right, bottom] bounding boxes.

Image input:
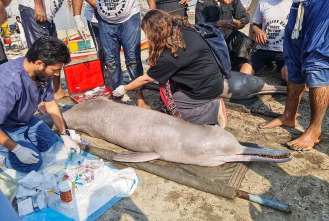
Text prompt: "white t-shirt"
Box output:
[[19, 0, 64, 22], [96, 0, 140, 24], [252, 0, 292, 52]]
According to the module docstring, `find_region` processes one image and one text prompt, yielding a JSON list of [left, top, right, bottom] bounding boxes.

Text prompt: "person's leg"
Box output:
[[47, 21, 68, 100], [286, 85, 329, 150], [25, 116, 59, 152], [98, 18, 123, 99], [273, 51, 288, 83], [280, 66, 288, 83], [240, 50, 268, 75], [87, 21, 109, 86], [2, 125, 43, 172], [19, 5, 40, 48], [240, 62, 255, 75], [259, 81, 306, 129], [121, 13, 148, 108]]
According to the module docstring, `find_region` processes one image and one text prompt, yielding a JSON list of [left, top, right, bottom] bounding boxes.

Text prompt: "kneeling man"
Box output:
[[0, 36, 80, 172]]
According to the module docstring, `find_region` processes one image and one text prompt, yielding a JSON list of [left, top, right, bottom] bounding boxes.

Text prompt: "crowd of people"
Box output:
[[0, 0, 328, 189], [0, 0, 328, 218]]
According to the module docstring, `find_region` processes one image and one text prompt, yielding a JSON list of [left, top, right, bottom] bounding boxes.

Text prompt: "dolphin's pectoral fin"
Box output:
[[113, 151, 161, 162]]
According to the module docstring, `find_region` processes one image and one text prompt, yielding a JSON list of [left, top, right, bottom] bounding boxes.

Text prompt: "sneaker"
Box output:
[[217, 98, 227, 129]]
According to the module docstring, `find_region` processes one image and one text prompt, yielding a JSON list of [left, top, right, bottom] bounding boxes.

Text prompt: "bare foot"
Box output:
[[137, 101, 151, 109], [54, 90, 69, 100], [38, 102, 47, 114], [286, 129, 321, 151], [259, 115, 297, 129], [136, 90, 150, 109]]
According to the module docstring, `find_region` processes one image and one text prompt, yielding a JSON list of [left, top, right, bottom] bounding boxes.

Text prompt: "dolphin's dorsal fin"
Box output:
[[113, 151, 161, 162]]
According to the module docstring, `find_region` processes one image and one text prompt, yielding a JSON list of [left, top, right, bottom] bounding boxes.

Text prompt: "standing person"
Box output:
[[18, 0, 68, 100], [13, 16, 21, 34], [195, 0, 254, 70], [73, 3, 108, 85], [13, 16, 27, 48], [72, 0, 149, 108], [0, 36, 80, 173], [259, 0, 329, 151], [113, 10, 227, 127], [148, 0, 190, 17], [240, 0, 291, 82]]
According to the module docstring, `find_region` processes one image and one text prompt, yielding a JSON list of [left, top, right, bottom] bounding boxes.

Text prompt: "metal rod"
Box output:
[[235, 190, 292, 213]]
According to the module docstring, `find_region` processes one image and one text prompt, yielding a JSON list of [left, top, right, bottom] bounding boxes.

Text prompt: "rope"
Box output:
[[291, 2, 304, 39]]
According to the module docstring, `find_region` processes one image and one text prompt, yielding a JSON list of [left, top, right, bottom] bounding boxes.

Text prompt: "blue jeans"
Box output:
[[0, 116, 59, 172], [98, 13, 143, 98], [19, 4, 57, 48]]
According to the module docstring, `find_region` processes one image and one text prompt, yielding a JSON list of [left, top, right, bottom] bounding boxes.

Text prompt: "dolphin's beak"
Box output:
[[215, 146, 292, 164]]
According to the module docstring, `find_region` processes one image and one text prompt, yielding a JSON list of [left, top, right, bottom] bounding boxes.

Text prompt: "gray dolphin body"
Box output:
[[62, 97, 291, 166], [143, 71, 287, 100], [222, 71, 286, 99]]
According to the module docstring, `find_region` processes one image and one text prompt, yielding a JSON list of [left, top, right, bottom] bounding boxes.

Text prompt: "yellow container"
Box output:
[[68, 41, 78, 52]]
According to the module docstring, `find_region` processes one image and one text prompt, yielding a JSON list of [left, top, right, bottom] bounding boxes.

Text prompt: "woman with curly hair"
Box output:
[[113, 9, 227, 127]]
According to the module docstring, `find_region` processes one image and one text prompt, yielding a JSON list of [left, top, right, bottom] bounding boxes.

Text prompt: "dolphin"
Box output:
[[62, 97, 291, 166], [143, 71, 287, 100], [222, 71, 286, 99]]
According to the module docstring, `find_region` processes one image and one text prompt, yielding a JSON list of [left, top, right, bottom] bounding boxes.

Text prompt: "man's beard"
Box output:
[[35, 68, 48, 82]]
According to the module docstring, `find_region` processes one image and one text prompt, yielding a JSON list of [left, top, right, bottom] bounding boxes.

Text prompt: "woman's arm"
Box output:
[[113, 74, 156, 97], [125, 74, 156, 91]]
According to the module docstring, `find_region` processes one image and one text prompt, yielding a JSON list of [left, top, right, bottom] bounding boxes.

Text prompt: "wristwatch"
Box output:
[[61, 130, 70, 136]]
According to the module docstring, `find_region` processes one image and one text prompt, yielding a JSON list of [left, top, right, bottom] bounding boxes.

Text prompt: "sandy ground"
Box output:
[[57, 27, 329, 221]]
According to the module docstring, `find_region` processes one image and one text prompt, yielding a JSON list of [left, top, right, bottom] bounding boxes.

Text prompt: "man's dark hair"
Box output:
[[25, 36, 71, 66], [16, 16, 20, 19]]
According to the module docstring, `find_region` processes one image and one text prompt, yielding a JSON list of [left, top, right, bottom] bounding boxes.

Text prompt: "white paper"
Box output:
[[17, 197, 34, 217], [18, 170, 43, 189]]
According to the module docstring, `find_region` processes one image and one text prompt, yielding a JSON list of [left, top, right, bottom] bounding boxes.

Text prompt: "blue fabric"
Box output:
[[18, 4, 57, 48], [0, 116, 59, 172], [284, 0, 329, 87], [22, 207, 74, 221], [248, 49, 285, 72], [0, 190, 20, 221], [98, 13, 143, 95], [0, 57, 54, 127], [194, 23, 231, 78]]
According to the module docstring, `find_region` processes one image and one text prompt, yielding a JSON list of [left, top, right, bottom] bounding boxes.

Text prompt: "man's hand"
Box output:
[[34, 2, 47, 22], [61, 134, 80, 155], [74, 15, 87, 40], [216, 20, 240, 29], [254, 29, 267, 44], [11, 144, 39, 164], [113, 85, 127, 97], [236, 18, 246, 29]]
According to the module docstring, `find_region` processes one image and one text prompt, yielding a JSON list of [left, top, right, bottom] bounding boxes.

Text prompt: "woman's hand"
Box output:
[[113, 85, 127, 97]]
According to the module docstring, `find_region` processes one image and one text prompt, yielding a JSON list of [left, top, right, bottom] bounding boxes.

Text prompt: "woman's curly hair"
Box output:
[[142, 10, 193, 67]]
